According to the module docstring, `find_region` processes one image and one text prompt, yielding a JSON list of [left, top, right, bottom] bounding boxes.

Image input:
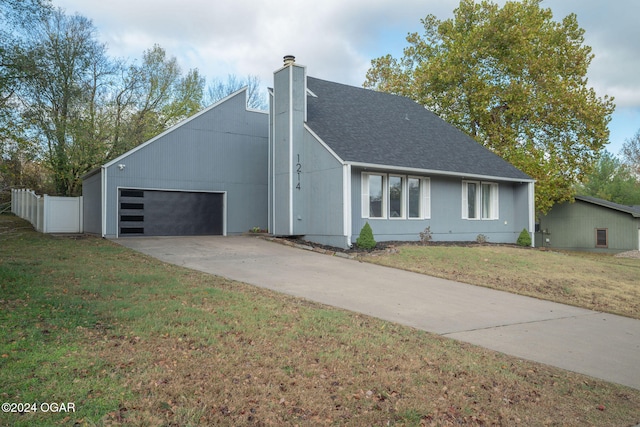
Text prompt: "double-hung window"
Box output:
[[462, 181, 499, 220], [362, 173, 430, 219]]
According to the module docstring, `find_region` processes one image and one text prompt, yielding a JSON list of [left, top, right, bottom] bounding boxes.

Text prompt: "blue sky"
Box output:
[[53, 0, 639, 156]]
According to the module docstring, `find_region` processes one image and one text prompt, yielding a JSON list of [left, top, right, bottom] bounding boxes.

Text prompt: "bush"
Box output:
[[419, 226, 432, 245], [476, 234, 488, 244], [517, 228, 532, 247], [356, 222, 376, 250]]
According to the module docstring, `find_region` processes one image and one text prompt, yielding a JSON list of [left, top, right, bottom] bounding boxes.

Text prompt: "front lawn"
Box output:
[[362, 244, 640, 319], [1, 214, 639, 426]]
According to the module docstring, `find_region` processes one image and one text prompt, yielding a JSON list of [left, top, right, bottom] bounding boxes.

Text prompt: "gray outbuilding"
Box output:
[[537, 195, 640, 252]]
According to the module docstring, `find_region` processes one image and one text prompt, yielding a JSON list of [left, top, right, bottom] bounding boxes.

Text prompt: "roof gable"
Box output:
[[103, 88, 258, 169], [305, 77, 531, 181]]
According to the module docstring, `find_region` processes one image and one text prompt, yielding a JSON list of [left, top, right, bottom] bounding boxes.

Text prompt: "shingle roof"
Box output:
[[575, 195, 640, 217], [305, 77, 531, 181]]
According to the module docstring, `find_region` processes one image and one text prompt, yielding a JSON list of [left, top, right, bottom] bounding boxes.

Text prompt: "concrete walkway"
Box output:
[[115, 235, 640, 391]]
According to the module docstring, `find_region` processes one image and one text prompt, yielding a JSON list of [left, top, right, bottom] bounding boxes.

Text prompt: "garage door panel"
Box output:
[[119, 189, 223, 236]]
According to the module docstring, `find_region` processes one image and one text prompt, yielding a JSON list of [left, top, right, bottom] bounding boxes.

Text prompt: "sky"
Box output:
[[52, 0, 640, 156]]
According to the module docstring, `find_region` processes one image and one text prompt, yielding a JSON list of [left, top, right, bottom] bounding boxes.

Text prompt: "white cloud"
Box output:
[[53, 0, 640, 148]]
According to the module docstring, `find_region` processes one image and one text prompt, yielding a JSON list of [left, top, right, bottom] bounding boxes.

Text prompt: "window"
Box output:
[[462, 181, 498, 220], [362, 173, 430, 219], [389, 176, 404, 218], [408, 177, 430, 219], [362, 174, 385, 218], [408, 178, 420, 218], [596, 228, 608, 248]]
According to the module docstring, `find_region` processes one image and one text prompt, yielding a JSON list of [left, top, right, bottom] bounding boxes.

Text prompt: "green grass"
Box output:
[[2, 214, 640, 426], [364, 244, 640, 319]]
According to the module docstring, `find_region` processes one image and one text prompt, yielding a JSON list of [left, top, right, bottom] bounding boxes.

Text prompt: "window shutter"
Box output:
[[492, 183, 499, 219], [461, 181, 468, 219], [423, 178, 431, 219], [361, 174, 369, 218]]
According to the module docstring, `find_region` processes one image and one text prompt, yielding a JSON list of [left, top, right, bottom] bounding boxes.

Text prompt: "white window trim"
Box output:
[[362, 173, 386, 219], [388, 175, 405, 219], [462, 180, 499, 220], [408, 176, 430, 220], [362, 173, 431, 220]]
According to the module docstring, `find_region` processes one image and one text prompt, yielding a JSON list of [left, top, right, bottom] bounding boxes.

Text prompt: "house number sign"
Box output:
[[296, 154, 301, 190]]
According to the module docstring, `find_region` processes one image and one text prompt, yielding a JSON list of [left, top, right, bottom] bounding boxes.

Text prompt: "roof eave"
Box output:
[[346, 161, 535, 183], [575, 195, 640, 217]]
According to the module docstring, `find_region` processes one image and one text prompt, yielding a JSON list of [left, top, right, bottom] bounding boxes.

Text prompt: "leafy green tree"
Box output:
[[18, 9, 113, 196], [576, 151, 640, 205], [108, 44, 205, 159], [365, 0, 615, 214], [621, 129, 640, 178], [0, 0, 52, 189]]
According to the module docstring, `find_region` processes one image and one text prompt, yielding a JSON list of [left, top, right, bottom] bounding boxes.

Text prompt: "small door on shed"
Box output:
[[119, 189, 223, 236]]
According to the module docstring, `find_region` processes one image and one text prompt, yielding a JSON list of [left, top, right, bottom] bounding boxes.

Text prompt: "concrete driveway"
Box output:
[[116, 235, 640, 390]]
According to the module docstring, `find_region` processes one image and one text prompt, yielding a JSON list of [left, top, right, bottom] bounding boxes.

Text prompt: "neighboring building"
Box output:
[[83, 56, 535, 248], [537, 195, 640, 253]]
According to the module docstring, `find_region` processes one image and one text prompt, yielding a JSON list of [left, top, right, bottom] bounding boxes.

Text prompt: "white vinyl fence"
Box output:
[[11, 189, 83, 233]]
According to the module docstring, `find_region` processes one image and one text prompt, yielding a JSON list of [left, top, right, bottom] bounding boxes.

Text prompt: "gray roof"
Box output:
[[575, 195, 640, 217], [306, 77, 531, 181]]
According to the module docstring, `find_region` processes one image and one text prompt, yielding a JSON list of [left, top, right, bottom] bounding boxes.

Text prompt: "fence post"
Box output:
[[42, 194, 48, 233], [78, 196, 84, 233]]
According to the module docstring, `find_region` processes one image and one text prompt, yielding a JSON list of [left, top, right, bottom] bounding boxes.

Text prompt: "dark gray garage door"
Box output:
[[119, 189, 223, 236]]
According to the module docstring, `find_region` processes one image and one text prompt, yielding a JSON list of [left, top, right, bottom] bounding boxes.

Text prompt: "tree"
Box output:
[[0, 0, 52, 188], [365, 0, 615, 214], [205, 74, 267, 110], [18, 9, 114, 196], [107, 44, 205, 159], [621, 128, 640, 177], [576, 151, 640, 205]]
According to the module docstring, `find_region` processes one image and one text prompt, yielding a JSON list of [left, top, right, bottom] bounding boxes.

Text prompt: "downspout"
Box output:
[[529, 181, 535, 247], [344, 164, 352, 247], [101, 166, 107, 238]]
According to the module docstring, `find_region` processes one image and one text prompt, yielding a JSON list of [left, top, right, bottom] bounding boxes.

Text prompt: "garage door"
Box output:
[[119, 189, 224, 236]]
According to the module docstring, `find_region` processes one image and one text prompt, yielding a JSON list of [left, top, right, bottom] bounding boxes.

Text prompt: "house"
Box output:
[[537, 195, 640, 252], [82, 56, 535, 248]]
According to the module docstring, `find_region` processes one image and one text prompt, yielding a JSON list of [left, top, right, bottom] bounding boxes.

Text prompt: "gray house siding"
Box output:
[[82, 170, 101, 235], [270, 63, 306, 236], [538, 198, 640, 252], [351, 168, 531, 244], [295, 128, 347, 247], [100, 90, 268, 237]]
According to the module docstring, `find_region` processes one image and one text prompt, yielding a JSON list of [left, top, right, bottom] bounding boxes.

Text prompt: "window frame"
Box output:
[[362, 173, 386, 219], [408, 176, 430, 220], [361, 173, 430, 220], [462, 180, 499, 220], [388, 175, 405, 219], [595, 228, 608, 248]]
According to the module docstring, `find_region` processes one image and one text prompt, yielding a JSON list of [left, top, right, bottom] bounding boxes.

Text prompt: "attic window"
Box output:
[[595, 228, 608, 248]]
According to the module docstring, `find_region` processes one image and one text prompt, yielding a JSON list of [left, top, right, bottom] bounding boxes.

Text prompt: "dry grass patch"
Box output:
[[2, 215, 640, 426], [363, 245, 640, 319]]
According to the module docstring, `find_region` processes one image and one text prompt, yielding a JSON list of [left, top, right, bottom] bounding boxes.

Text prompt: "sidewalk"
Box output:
[[116, 235, 640, 390]]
